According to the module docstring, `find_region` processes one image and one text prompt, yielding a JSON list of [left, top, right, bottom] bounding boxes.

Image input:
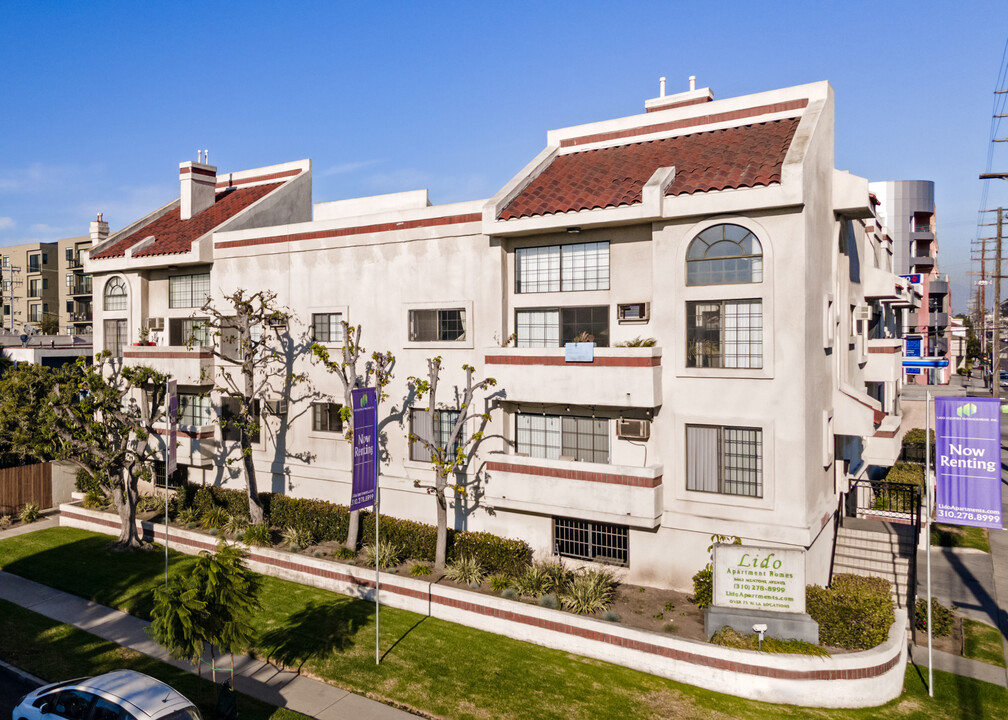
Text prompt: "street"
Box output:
[[0, 664, 40, 720]]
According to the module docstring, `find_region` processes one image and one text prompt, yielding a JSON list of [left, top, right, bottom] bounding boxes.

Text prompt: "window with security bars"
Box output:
[[168, 273, 211, 309], [178, 393, 212, 427], [312, 403, 343, 432], [152, 461, 189, 488], [103, 319, 127, 357], [516, 242, 609, 293], [104, 277, 127, 311], [408, 308, 465, 342], [553, 517, 628, 566], [516, 413, 609, 463], [686, 424, 763, 497], [312, 313, 344, 343], [409, 409, 462, 461], [686, 299, 762, 368], [516, 306, 609, 347]]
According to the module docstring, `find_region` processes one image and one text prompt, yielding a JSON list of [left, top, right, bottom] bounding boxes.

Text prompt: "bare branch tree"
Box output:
[[312, 321, 394, 550]]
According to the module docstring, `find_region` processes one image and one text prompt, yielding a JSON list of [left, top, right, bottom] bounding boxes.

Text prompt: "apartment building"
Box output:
[[0, 242, 58, 334], [85, 80, 909, 590], [58, 233, 95, 336], [868, 180, 951, 384]]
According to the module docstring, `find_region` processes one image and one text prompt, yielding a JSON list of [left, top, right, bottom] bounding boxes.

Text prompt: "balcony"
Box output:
[[70, 310, 93, 323], [908, 311, 949, 329], [484, 454, 663, 528], [928, 279, 948, 295], [70, 280, 92, 296], [122, 345, 214, 385], [864, 266, 909, 302], [152, 425, 217, 468], [863, 414, 902, 467], [483, 346, 662, 408], [864, 339, 902, 383], [910, 256, 935, 270]]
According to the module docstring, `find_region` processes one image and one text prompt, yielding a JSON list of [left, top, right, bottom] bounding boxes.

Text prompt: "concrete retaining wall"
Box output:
[[59, 503, 907, 708]]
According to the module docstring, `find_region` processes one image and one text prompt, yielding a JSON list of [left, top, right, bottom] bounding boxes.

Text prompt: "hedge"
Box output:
[[884, 461, 924, 487], [176, 482, 269, 521], [807, 574, 894, 649]]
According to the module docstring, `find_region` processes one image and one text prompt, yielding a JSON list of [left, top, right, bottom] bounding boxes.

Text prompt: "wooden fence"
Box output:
[[0, 462, 52, 515]]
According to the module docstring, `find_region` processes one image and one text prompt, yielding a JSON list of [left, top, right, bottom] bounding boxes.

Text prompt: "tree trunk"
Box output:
[[241, 435, 264, 524], [346, 509, 360, 551], [434, 489, 448, 569], [111, 473, 143, 548]]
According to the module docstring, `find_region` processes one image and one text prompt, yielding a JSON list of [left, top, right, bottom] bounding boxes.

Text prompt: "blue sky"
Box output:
[[1, 1, 1006, 312]]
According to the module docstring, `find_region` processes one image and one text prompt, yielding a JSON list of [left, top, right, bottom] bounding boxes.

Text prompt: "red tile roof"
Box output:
[[90, 183, 282, 259], [498, 118, 800, 221]]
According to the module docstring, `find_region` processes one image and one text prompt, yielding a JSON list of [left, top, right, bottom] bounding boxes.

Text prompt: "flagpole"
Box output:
[[926, 389, 933, 698]]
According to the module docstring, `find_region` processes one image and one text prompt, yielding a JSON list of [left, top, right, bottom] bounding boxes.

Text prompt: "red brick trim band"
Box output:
[[122, 350, 213, 359], [867, 345, 901, 354], [484, 354, 660, 367], [151, 427, 215, 439], [180, 166, 217, 178], [561, 99, 809, 148], [875, 429, 898, 439], [61, 509, 902, 682], [645, 96, 711, 112], [216, 168, 302, 189], [216, 213, 482, 250], [487, 460, 661, 488]]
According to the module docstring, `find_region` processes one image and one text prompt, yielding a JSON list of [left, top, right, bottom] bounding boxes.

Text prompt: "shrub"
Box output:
[[489, 574, 510, 592], [602, 610, 621, 622], [807, 574, 894, 650], [662, 621, 677, 634], [271, 495, 349, 545], [283, 525, 315, 549], [450, 530, 532, 577], [361, 512, 435, 561], [0, 515, 11, 531], [136, 494, 165, 514], [444, 556, 485, 585], [501, 587, 517, 599], [83, 489, 108, 509], [186, 483, 260, 521], [616, 337, 657, 347], [333, 546, 356, 560], [513, 563, 554, 598], [710, 626, 830, 656], [364, 540, 402, 569], [201, 506, 229, 530], [537, 593, 559, 609], [20, 503, 40, 523], [176, 507, 200, 525], [915, 598, 955, 637], [242, 522, 272, 547], [691, 566, 713, 608], [224, 514, 250, 536], [561, 568, 617, 615], [884, 462, 924, 487], [75, 469, 101, 495], [410, 563, 432, 577]]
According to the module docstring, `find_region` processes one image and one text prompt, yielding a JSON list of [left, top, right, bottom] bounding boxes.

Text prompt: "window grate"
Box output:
[[553, 517, 628, 566], [686, 299, 762, 369], [686, 424, 762, 497]]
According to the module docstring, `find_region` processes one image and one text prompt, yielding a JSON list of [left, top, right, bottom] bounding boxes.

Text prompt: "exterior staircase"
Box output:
[[832, 517, 916, 608]]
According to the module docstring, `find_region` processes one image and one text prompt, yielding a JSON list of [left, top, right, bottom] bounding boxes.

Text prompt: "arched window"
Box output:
[[103, 277, 127, 311], [686, 224, 763, 286]]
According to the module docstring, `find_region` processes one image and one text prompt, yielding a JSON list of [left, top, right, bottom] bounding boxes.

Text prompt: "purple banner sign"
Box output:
[[935, 397, 1002, 529], [350, 387, 378, 511], [166, 380, 178, 474]]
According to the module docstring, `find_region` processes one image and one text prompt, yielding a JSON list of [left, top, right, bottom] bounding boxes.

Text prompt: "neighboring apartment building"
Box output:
[[85, 80, 909, 590], [868, 180, 951, 385], [0, 241, 58, 334], [58, 231, 96, 336]]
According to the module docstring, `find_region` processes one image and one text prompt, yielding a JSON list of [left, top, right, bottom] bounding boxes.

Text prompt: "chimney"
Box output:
[[644, 75, 714, 113], [89, 212, 109, 243], [179, 156, 217, 220]]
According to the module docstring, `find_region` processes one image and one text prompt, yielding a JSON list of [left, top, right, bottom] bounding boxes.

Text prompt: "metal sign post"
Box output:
[[165, 379, 178, 585], [925, 391, 933, 698]]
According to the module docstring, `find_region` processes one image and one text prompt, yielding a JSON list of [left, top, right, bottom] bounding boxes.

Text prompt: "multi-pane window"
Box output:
[[553, 517, 628, 566], [178, 393, 212, 426], [516, 241, 609, 293], [168, 273, 211, 309], [409, 409, 461, 461], [312, 313, 344, 343], [169, 318, 210, 346], [103, 277, 127, 311], [686, 424, 763, 497], [103, 319, 127, 357], [686, 224, 763, 286], [516, 413, 609, 464], [408, 308, 465, 342], [312, 403, 343, 432], [516, 306, 609, 347], [686, 300, 762, 368]]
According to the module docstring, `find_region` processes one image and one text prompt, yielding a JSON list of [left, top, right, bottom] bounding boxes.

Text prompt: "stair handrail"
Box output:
[[828, 490, 845, 585]]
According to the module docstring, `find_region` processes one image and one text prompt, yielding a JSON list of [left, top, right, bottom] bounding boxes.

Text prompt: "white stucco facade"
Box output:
[[84, 81, 911, 591]]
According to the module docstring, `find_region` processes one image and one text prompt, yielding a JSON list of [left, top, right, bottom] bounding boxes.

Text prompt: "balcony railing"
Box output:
[[910, 256, 935, 269], [70, 281, 92, 296]]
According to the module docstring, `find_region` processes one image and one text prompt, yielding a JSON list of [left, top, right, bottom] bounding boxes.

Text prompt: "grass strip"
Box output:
[[3, 527, 1008, 719], [0, 599, 306, 720], [930, 524, 990, 552], [963, 618, 1007, 668]]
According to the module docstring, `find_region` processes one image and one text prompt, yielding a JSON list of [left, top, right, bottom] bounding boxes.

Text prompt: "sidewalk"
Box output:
[[990, 445, 1008, 685], [0, 571, 418, 720]]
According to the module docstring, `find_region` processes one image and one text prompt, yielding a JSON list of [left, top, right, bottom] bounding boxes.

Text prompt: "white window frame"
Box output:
[[403, 300, 473, 349]]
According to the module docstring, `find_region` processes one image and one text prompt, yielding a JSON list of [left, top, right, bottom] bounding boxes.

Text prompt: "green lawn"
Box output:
[[930, 524, 990, 552], [2, 527, 1007, 720], [0, 599, 307, 720], [963, 618, 1007, 668]]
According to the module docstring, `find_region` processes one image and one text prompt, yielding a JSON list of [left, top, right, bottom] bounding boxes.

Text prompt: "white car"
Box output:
[[12, 670, 201, 720]]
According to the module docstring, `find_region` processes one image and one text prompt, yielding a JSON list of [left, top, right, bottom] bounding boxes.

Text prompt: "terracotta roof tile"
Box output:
[[90, 183, 283, 260], [499, 118, 800, 220]]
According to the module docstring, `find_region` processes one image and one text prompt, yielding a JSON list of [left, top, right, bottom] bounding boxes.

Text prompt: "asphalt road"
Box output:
[[0, 664, 41, 720]]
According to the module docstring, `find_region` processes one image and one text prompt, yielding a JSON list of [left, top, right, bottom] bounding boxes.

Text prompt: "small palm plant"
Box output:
[[19, 503, 40, 523], [444, 556, 486, 586]]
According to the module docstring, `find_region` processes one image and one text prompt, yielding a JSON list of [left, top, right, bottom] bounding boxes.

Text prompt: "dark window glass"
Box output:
[[311, 313, 343, 343], [559, 306, 609, 346], [221, 397, 260, 444], [408, 309, 465, 342], [103, 319, 127, 357], [312, 403, 343, 432], [686, 424, 763, 497], [409, 409, 461, 461]]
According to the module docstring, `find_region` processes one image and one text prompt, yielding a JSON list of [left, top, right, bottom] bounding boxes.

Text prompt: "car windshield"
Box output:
[[160, 707, 202, 720]]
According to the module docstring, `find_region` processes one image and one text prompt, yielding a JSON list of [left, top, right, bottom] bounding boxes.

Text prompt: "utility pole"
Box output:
[[995, 208, 1003, 401]]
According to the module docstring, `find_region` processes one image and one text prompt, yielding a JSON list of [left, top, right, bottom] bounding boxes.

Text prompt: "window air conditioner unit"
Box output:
[[854, 304, 872, 322], [267, 315, 287, 329], [145, 317, 164, 331], [617, 302, 650, 323], [265, 399, 288, 416], [616, 419, 650, 441]]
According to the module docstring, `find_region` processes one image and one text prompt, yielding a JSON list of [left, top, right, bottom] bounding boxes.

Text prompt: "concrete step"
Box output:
[[833, 551, 910, 569], [833, 544, 914, 564], [836, 531, 915, 552]]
